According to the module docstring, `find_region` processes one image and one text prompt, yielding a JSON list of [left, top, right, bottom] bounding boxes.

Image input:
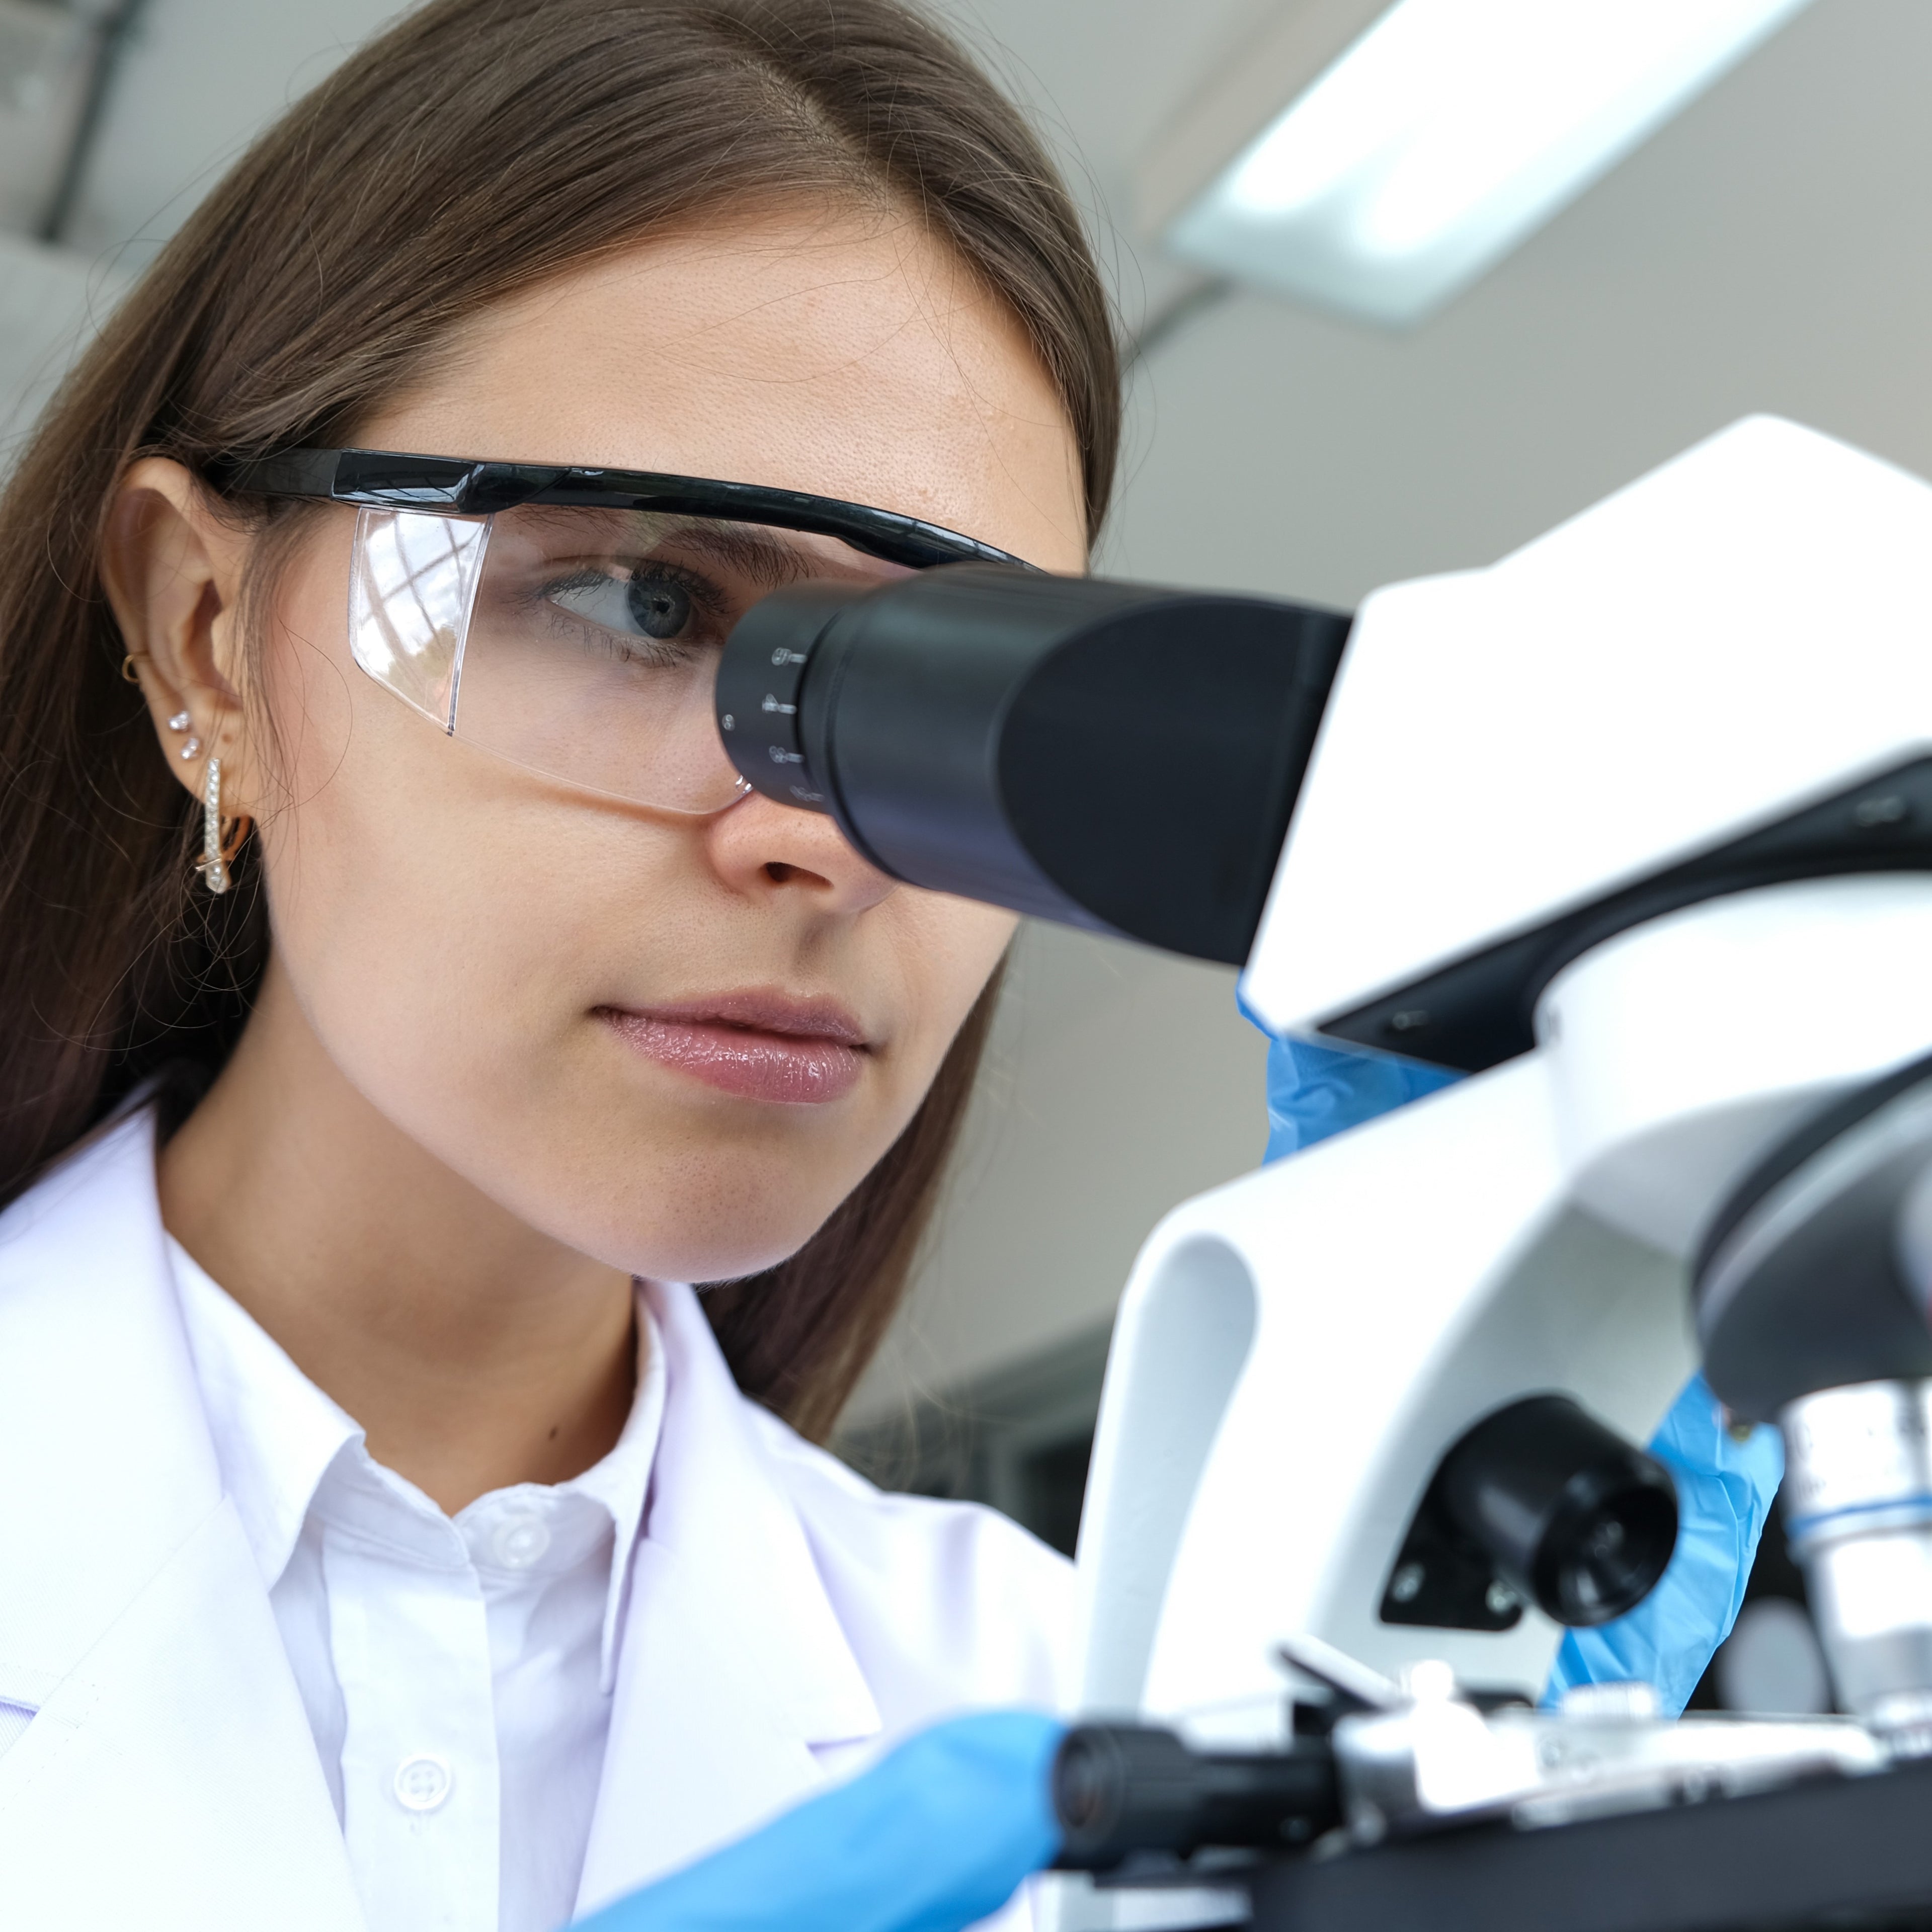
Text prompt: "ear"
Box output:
[[101, 457, 260, 811]]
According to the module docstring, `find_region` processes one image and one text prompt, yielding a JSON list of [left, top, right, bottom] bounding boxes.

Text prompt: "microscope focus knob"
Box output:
[[1052, 1724, 1340, 1869]]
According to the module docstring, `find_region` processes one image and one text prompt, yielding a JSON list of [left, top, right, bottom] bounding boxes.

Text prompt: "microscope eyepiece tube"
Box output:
[[1051, 1724, 1340, 1870], [715, 565, 1349, 965], [1438, 1396, 1679, 1627]]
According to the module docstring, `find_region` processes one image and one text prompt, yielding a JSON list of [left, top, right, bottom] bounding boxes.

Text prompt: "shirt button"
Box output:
[[393, 1754, 453, 1813], [493, 1512, 552, 1568]]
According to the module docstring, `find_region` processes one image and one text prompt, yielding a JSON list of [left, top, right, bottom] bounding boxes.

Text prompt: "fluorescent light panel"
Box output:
[[1165, 0, 1816, 326]]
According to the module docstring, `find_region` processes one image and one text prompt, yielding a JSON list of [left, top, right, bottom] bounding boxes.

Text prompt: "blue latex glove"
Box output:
[[577, 1709, 1064, 1932], [1260, 1031, 1461, 1162], [1256, 1022, 1784, 1715], [1544, 1375, 1783, 1714]]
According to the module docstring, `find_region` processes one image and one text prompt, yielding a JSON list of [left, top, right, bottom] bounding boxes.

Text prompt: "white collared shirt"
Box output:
[[0, 1112, 1074, 1932], [168, 1237, 666, 1932]]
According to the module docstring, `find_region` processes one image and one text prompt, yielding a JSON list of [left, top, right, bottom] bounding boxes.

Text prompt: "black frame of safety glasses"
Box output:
[[208, 447, 1036, 573]]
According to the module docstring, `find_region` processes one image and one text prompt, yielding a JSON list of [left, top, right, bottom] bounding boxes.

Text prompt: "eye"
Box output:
[[546, 567, 695, 642], [623, 572, 693, 639]]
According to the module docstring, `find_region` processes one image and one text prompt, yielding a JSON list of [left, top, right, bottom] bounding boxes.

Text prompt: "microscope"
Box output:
[[716, 416, 1932, 1929]]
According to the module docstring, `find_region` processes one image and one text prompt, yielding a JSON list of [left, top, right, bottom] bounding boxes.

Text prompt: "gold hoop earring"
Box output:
[[197, 757, 252, 895], [120, 652, 149, 684]]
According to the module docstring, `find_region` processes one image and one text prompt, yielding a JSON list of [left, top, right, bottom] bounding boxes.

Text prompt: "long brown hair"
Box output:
[[0, 0, 1118, 1440]]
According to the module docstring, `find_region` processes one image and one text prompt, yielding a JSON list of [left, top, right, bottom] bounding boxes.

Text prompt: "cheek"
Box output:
[[883, 895, 1017, 1077], [252, 582, 627, 1143]]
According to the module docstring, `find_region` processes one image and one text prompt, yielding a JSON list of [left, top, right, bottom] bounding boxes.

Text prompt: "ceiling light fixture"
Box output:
[[1141, 0, 1816, 328]]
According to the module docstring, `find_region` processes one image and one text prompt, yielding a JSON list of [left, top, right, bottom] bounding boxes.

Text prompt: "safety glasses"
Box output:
[[210, 448, 1034, 816]]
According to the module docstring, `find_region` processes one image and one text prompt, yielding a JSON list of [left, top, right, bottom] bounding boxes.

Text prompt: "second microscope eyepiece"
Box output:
[[715, 565, 1349, 966], [1439, 1395, 1679, 1626]]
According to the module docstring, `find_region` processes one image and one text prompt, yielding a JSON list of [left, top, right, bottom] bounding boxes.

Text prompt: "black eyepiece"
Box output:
[[716, 565, 1348, 965], [1052, 1724, 1339, 1870], [1438, 1395, 1678, 1626]]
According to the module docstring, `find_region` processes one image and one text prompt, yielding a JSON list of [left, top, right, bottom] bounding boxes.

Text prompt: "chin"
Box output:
[[503, 1120, 869, 1283], [576, 1202, 831, 1287], [625, 1246, 812, 1286]]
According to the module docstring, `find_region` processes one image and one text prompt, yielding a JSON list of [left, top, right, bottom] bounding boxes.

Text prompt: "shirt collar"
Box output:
[[168, 1238, 664, 1689], [571, 1316, 664, 1686], [168, 1237, 358, 1593]]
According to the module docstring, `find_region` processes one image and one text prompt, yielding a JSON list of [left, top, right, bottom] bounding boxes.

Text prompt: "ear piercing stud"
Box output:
[[166, 709, 201, 757]]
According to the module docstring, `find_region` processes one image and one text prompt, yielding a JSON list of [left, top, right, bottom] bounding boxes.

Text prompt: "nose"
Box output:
[[703, 789, 898, 916]]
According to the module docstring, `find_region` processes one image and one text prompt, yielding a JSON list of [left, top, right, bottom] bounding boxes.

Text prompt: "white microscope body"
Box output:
[[1071, 416, 1932, 1753]]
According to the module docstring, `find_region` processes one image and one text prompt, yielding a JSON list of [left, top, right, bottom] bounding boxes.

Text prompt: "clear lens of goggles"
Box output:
[[347, 504, 908, 813]]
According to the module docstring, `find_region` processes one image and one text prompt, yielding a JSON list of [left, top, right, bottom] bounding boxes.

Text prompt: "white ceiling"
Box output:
[[16, 0, 1932, 1398]]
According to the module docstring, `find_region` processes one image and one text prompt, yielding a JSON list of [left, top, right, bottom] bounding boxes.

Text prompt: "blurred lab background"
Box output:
[[4, 0, 1922, 1710]]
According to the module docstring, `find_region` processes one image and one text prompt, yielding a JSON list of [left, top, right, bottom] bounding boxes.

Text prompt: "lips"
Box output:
[[597, 991, 870, 1104]]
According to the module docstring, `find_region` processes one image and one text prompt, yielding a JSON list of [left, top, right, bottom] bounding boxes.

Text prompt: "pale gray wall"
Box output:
[[58, 0, 409, 263], [0, 232, 125, 456], [847, 927, 1264, 1418]]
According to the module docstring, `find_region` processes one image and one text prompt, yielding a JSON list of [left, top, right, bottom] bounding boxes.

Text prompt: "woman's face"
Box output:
[[235, 210, 1086, 1281]]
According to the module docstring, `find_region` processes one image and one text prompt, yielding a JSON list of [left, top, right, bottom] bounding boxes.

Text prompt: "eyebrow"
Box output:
[[656, 519, 822, 585], [517, 507, 887, 590]]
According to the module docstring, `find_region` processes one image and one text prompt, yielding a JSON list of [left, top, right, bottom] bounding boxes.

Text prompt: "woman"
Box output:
[[0, 4, 1114, 1928]]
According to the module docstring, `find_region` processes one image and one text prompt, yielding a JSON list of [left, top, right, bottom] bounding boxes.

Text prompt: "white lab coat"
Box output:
[[0, 1109, 1073, 1930]]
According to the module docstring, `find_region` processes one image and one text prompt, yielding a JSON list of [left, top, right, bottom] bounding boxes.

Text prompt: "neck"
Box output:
[[159, 957, 638, 1514]]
